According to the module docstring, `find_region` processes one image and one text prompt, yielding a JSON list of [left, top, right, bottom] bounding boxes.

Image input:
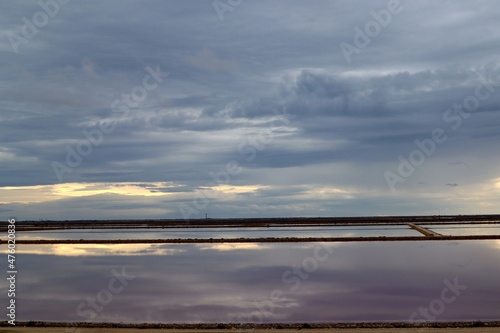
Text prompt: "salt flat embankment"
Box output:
[[3, 214, 500, 232]]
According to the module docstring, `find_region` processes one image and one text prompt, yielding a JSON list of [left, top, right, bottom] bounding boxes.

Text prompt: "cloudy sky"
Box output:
[[1, 0, 500, 221]]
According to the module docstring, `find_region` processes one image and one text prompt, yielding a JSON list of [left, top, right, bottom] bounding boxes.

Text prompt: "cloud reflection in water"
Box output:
[[4, 241, 500, 323]]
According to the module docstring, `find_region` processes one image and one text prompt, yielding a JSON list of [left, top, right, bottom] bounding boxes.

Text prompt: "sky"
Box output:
[[1, 0, 500, 221]]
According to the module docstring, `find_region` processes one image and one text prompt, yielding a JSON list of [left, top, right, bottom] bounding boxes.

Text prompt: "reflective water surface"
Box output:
[[426, 224, 500, 236], [12, 225, 421, 241], [3, 240, 500, 323]]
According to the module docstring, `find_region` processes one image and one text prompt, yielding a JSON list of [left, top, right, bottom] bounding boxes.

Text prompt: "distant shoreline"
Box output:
[[3, 214, 500, 232], [3, 214, 499, 244], [2, 321, 500, 329]]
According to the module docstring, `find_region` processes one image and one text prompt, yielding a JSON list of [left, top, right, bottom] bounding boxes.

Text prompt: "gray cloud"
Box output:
[[1, 0, 500, 219]]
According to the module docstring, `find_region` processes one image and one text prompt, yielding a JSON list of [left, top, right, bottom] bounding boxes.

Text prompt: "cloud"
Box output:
[[185, 49, 236, 72], [1, 1, 500, 219]]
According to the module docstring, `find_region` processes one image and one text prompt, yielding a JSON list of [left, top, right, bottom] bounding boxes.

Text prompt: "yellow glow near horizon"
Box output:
[[0, 182, 177, 204], [314, 186, 355, 199], [0, 185, 54, 204], [51, 182, 169, 197], [210, 184, 265, 194]]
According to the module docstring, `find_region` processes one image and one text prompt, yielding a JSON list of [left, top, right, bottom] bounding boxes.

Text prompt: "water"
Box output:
[[425, 224, 500, 236], [12, 225, 420, 241], [5, 239, 500, 323]]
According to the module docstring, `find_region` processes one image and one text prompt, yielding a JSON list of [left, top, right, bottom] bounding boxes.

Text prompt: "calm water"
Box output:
[[12, 225, 421, 241], [4, 239, 500, 323], [425, 224, 500, 236]]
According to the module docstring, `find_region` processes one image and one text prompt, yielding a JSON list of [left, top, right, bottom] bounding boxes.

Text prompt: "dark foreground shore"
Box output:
[[2, 328, 500, 333], [2, 322, 500, 333]]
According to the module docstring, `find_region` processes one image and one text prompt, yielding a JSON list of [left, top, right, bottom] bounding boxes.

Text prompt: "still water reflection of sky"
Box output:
[[426, 225, 500, 236], [3, 240, 500, 323], [12, 225, 420, 241]]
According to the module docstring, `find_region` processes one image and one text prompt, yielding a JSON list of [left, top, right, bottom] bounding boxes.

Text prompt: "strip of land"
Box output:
[[2, 322, 500, 333], [2, 328, 500, 333], [408, 223, 443, 236], [3, 214, 500, 232], [3, 234, 500, 245]]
